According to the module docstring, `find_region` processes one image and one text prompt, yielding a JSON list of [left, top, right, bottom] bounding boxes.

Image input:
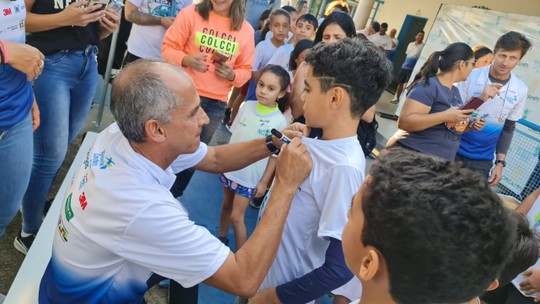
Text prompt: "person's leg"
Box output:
[[395, 82, 404, 100], [199, 97, 227, 144], [21, 48, 96, 238], [218, 183, 235, 245], [0, 114, 33, 238], [230, 194, 250, 250]]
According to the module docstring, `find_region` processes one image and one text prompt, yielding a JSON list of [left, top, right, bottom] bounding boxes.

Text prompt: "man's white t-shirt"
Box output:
[[225, 101, 288, 188], [368, 33, 393, 51], [39, 123, 230, 303], [127, 0, 192, 59], [259, 136, 365, 300]]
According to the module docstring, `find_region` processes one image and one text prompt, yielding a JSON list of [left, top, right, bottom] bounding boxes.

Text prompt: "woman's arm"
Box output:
[[25, 0, 105, 33], [397, 98, 473, 132]]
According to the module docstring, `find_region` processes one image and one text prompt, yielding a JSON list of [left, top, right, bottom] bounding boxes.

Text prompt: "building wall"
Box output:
[[372, 0, 540, 36]]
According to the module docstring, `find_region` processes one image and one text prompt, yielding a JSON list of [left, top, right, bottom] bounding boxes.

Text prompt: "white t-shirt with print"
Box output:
[[127, 0, 192, 59], [258, 136, 365, 299], [224, 100, 288, 188], [39, 123, 230, 303]]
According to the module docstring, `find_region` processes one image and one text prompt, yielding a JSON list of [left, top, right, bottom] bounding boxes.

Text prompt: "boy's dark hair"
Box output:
[[497, 212, 539, 286], [381, 22, 388, 30], [494, 31, 532, 59], [258, 64, 290, 113], [313, 11, 356, 45], [297, 13, 318, 31], [362, 148, 517, 304], [280, 5, 297, 15], [289, 39, 313, 71], [371, 21, 380, 33], [305, 38, 392, 119], [269, 8, 291, 24]]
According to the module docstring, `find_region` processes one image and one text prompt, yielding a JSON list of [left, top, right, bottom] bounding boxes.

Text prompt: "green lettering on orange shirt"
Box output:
[[195, 32, 239, 55]]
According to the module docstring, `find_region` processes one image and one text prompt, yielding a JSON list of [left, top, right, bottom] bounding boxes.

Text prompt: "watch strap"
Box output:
[[495, 160, 506, 167], [265, 135, 280, 155]]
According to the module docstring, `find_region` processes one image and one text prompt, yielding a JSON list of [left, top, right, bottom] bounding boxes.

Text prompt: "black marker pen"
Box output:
[[271, 129, 291, 144]]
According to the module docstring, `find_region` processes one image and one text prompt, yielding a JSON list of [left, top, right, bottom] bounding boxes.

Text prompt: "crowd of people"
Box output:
[[0, 0, 538, 303]]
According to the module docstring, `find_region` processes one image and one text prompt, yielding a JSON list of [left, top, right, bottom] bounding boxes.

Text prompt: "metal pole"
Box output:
[[95, 27, 119, 127]]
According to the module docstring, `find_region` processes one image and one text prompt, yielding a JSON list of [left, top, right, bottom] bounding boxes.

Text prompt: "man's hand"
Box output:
[[182, 54, 209, 73], [274, 137, 312, 189], [488, 163, 504, 186], [31, 98, 40, 131], [481, 83, 504, 101], [248, 288, 280, 304], [161, 16, 175, 29], [5, 41, 44, 81], [272, 123, 310, 150], [520, 269, 540, 301]]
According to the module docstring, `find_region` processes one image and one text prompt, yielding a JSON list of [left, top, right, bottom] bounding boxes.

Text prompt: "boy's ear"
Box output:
[[329, 86, 348, 108], [358, 248, 381, 281], [486, 279, 499, 291]]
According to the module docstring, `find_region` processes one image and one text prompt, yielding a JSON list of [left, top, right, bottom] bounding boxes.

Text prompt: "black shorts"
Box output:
[[398, 69, 413, 84]]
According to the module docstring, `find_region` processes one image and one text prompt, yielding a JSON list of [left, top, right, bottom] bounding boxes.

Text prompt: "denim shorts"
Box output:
[[220, 174, 255, 198]]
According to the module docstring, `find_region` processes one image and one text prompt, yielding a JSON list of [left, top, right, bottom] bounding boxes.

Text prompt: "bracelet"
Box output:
[[265, 134, 280, 155], [0, 40, 7, 64]]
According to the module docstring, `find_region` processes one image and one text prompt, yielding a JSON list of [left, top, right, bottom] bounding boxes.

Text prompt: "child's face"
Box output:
[[256, 72, 285, 107], [294, 49, 310, 70], [289, 12, 299, 32], [342, 181, 368, 278], [301, 65, 333, 128], [295, 19, 316, 41], [270, 15, 290, 43], [322, 23, 347, 44]]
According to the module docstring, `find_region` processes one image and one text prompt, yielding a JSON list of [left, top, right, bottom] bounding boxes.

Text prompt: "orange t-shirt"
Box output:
[[162, 5, 255, 101]]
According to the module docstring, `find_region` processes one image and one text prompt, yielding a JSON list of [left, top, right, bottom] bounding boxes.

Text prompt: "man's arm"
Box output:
[[203, 139, 312, 297], [124, 1, 171, 27], [489, 119, 516, 186]]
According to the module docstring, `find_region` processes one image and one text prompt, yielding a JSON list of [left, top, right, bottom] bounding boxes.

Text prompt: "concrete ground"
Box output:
[[0, 82, 397, 303]]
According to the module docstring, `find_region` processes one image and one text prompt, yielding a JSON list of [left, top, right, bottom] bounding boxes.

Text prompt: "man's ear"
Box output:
[[486, 279, 499, 291], [144, 119, 166, 143], [358, 248, 381, 281]]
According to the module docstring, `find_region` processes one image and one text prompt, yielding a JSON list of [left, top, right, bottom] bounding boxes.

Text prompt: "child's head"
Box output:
[[342, 148, 517, 304], [295, 14, 317, 41], [256, 64, 290, 110], [289, 39, 313, 72], [268, 9, 291, 44], [281, 5, 298, 32], [302, 38, 391, 127], [496, 212, 539, 286], [314, 11, 356, 45], [258, 9, 271, 30]]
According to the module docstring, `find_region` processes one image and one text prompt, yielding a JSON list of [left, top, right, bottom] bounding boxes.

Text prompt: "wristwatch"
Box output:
[[495, 160, 506, 167], [265, 135, 280, 155]]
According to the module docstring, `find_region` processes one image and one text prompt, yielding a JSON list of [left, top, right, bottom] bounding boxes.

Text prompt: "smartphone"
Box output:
[[107, 0, 124, 12], [460, 96, 485, 111], [212, 50, 229, 63], [88, 0, 109, 10]]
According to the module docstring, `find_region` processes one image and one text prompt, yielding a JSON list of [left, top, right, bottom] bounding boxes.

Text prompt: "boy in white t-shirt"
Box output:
[[249, 38, 392, 304]]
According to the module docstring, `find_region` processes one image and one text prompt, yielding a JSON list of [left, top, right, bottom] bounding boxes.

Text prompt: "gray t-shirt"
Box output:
[[397, 76, 464, 160]]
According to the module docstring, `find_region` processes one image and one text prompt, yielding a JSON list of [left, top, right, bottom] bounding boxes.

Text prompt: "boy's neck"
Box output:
[[359, 283, 395, 304], [270, 37, 285, 48], [319, 117, 359, 140]]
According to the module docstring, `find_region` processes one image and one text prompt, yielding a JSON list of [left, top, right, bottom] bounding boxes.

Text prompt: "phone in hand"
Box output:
[[212, 50, 229, 63], [107, 0, 124, 12], [460, 96, 485, 111], [87, 0, 109, 10]]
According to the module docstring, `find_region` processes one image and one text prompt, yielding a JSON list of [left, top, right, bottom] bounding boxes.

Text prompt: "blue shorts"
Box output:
[[220, 174, 256, 198]]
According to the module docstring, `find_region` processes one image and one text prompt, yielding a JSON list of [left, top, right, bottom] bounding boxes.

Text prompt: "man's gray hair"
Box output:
[[110, 60, 184, 143]]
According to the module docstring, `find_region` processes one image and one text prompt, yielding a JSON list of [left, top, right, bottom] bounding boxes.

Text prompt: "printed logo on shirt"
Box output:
[[147, 0, 185, 17], [79, 192, 88, 211], [84, 150, 90, 169], [65, 193, 74, 222], [91, 150, 115, 169], [3, 8, 12, 16], [257, 128, 271, 137], [195, 29, 239, 56], [79, 173, 89, 190], [58, 219, 69, 242]]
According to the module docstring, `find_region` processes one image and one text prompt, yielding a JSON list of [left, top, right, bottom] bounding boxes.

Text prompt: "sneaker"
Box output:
[[222, 108, 232, 125], [14, 232, 35, 255], [389, 98, 400, 104]]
